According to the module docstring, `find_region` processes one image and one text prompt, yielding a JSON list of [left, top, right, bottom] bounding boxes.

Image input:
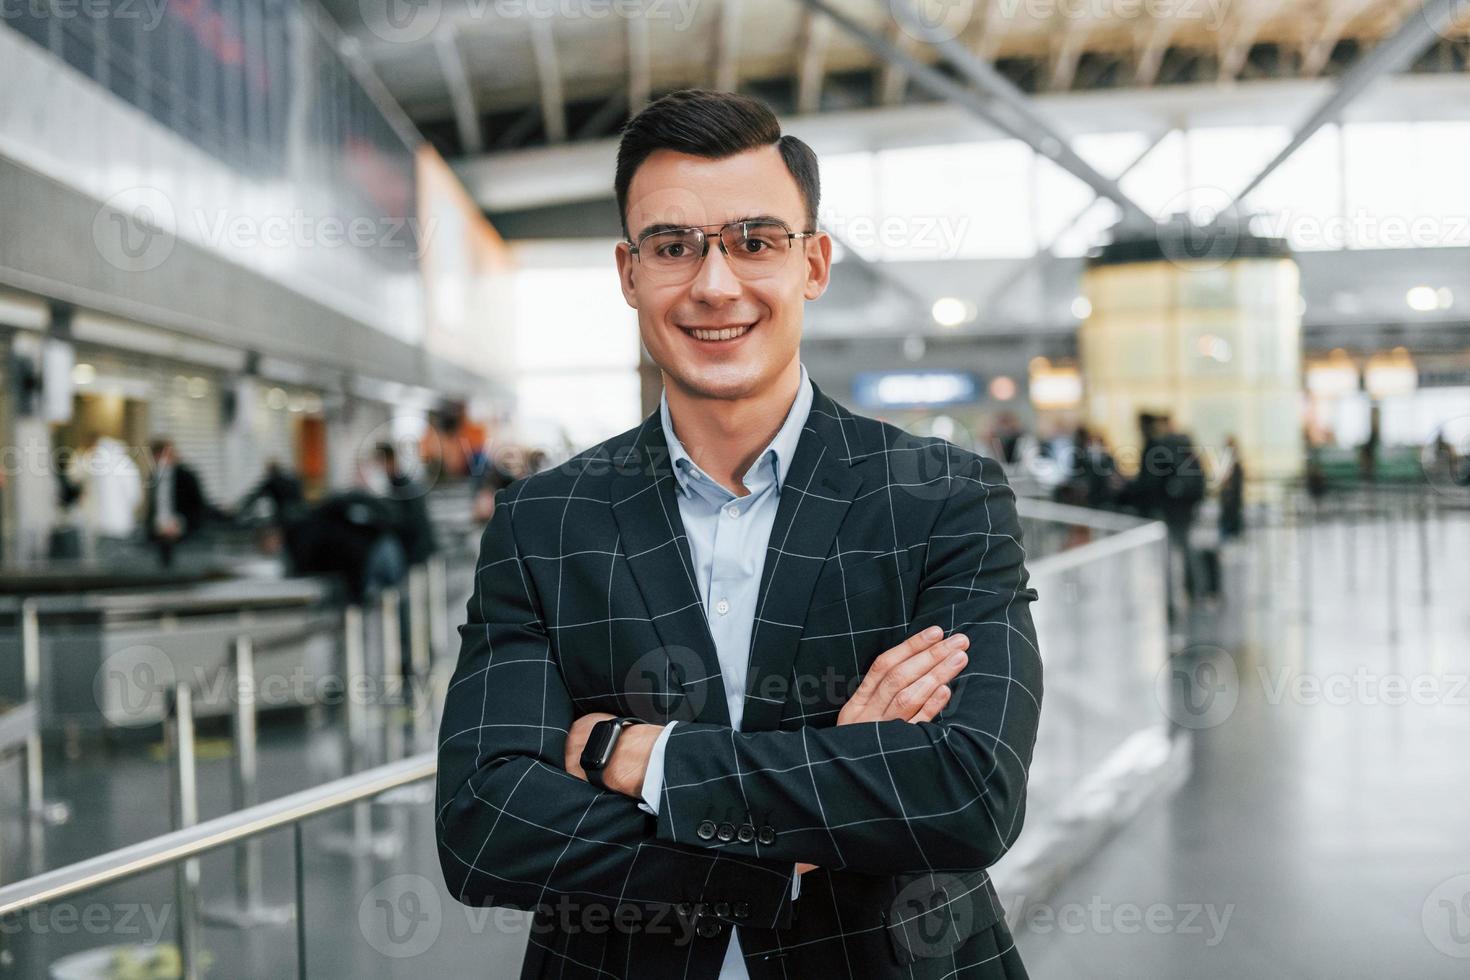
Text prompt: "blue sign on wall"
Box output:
[[851, 371, 981, 410]]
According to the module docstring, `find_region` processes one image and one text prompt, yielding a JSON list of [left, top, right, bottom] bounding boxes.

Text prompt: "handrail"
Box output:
[[0, 752, 437, 917], [1015, 497, 1157, 534], [1028, 520, 1166, 577]]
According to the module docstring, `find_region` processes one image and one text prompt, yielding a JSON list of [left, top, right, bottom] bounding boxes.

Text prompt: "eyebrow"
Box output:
[[632, 214, 789, 242]]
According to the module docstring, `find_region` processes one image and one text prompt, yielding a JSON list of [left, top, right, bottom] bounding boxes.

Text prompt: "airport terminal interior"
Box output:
[[2, 0, 1470, 977]]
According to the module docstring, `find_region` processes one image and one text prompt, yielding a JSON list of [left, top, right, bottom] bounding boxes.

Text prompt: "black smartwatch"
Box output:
[[580, 717, 642, 790]]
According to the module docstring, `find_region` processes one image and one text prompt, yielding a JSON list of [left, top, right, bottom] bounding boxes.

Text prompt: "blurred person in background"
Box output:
[[1218, 435, 1245, 541], [64, 431, 143, 563], [237, 458, 303, 525], [145, 439, 214, 568], [237, 458, 305, 554], [1121, 412, 1206, 620], [374, 442, 438, 567]]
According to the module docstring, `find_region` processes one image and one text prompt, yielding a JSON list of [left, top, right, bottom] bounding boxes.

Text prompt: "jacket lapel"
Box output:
[[741, 384, 866, 732], [609, 414, 732, 728]]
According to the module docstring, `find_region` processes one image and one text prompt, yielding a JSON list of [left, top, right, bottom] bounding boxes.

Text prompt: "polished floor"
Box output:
[[3, 505, 1468, 978], [1015, 505, 1470, 979]]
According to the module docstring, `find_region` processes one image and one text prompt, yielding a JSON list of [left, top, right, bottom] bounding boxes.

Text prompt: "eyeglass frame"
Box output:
[[625, 218, 819, 276]]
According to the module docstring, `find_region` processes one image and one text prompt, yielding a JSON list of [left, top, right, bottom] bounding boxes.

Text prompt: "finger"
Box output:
[[876, 632, 968, 707], [887, 648, 967, 720], [851, 625, 945, 708], [908, 682, 952, 723]]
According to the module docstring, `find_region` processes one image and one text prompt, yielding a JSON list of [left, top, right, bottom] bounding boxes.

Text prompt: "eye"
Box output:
[[658, 242, 686, 258]]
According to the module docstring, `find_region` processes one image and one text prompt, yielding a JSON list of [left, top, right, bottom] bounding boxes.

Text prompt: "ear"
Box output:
[[802, 231, 833, 302], [615, 240, 639, 309]]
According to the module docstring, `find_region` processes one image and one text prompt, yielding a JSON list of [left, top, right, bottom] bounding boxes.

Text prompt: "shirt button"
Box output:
[[725, 504, 739, 518], [715, 598, 730, 616]]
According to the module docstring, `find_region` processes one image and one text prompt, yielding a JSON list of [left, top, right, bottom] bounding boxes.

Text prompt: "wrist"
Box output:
[[605, 722, 661, 796]]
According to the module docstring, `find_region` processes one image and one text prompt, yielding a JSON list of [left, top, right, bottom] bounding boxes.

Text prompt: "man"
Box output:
[[144, 439, 211, 567], [437, 89, 1042, 980], [1124, 413, 1205, 619], [373, 442, 438, 567]]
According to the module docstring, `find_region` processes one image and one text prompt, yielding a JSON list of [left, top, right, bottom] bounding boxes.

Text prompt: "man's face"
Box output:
[[616, 145, 832, 402]]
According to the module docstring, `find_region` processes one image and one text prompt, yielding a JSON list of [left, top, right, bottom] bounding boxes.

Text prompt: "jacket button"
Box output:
[[696, 820, 716, 840], [714, 901, 730, 918], [696, 918, 722, 938], [736, 823, 755, 843], [734, 902, 750, 919], [716, 822, 735, 842], [757, 825, 776, 845]]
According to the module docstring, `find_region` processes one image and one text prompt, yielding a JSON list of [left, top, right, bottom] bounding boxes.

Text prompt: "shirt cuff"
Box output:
[[636, 721, 676, 816], [792, 865, 802, 900]]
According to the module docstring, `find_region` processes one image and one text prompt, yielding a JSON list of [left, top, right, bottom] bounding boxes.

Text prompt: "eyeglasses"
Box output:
[[627, 219, 817, 284]]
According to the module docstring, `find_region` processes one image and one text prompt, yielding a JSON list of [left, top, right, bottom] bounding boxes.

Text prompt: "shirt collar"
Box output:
[[659, 363, 813, 496]]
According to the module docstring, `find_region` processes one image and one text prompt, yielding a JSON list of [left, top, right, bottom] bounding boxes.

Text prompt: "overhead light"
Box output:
[[1365, 349, 1417, 399], [1196, 334, 1232, 363], [1070, 296, 1092, 319], [1306, 359, 1358, 397], [71, 363, 96, 385], [931, 297, 969, 328], [1406, 285, 1439, 312]]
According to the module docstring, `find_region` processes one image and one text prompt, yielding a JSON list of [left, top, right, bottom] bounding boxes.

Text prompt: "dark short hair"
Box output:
[[614, 89, 820, 241]]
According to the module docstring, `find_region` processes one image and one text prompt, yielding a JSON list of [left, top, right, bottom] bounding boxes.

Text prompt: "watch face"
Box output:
[[582, 720, 617, 769]]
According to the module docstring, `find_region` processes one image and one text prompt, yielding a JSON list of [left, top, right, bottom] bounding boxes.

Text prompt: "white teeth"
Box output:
[[687, 324, 752, 341]]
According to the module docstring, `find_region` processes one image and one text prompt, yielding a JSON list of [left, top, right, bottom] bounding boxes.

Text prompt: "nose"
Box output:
[[687, 237, 742, 304]]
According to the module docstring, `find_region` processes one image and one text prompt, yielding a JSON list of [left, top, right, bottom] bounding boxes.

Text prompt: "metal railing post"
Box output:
[[381, 588, 404, 763], [205, 637, 293, 928], [166, 684, 202, 980]]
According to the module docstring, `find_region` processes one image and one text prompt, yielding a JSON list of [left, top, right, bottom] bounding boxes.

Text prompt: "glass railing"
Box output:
[[0, 502, 1175, 975]]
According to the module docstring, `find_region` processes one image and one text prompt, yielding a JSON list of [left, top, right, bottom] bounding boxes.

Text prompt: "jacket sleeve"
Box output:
[[652, 454, 1042, 875], [435, 482, 798, 929]]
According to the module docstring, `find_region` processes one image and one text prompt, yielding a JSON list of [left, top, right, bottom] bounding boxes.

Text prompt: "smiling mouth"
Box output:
[[679, 322, 756, 342]]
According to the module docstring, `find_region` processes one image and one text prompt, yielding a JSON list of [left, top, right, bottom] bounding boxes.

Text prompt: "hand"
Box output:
[[565, 713, 663, 797], [837, 625, 968, 727]]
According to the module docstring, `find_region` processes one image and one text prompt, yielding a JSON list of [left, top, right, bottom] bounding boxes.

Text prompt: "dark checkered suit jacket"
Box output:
[[436, 381, 1043, 979]]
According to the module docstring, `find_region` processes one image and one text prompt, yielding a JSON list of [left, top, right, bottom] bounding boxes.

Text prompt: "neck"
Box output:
[[664, 359, 802, 497]]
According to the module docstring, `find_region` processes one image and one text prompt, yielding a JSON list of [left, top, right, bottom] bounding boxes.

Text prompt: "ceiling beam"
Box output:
[[1133, 18, 1175, 87], [529, 19, 567, 143], [574, 91, 628, 141], [433, 25, 484, 155], [819, 0, 1153, 230], [628, 5, 652, 114], [1216, 1, 1270, 86], [713, 0, 742, 91], [1300, 0, 1371, 77], [1047, 25, 1088, 92], [877, 19, 913, 106], [1234, 0, 1465, 205], [796, 10, 832, 114]]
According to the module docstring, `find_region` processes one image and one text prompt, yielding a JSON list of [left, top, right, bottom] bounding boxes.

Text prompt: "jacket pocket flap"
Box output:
[[884, 870, 1005, 965]]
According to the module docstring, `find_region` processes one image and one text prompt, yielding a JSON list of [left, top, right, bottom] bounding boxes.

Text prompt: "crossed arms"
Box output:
[[434, 455, 1042, 931]]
